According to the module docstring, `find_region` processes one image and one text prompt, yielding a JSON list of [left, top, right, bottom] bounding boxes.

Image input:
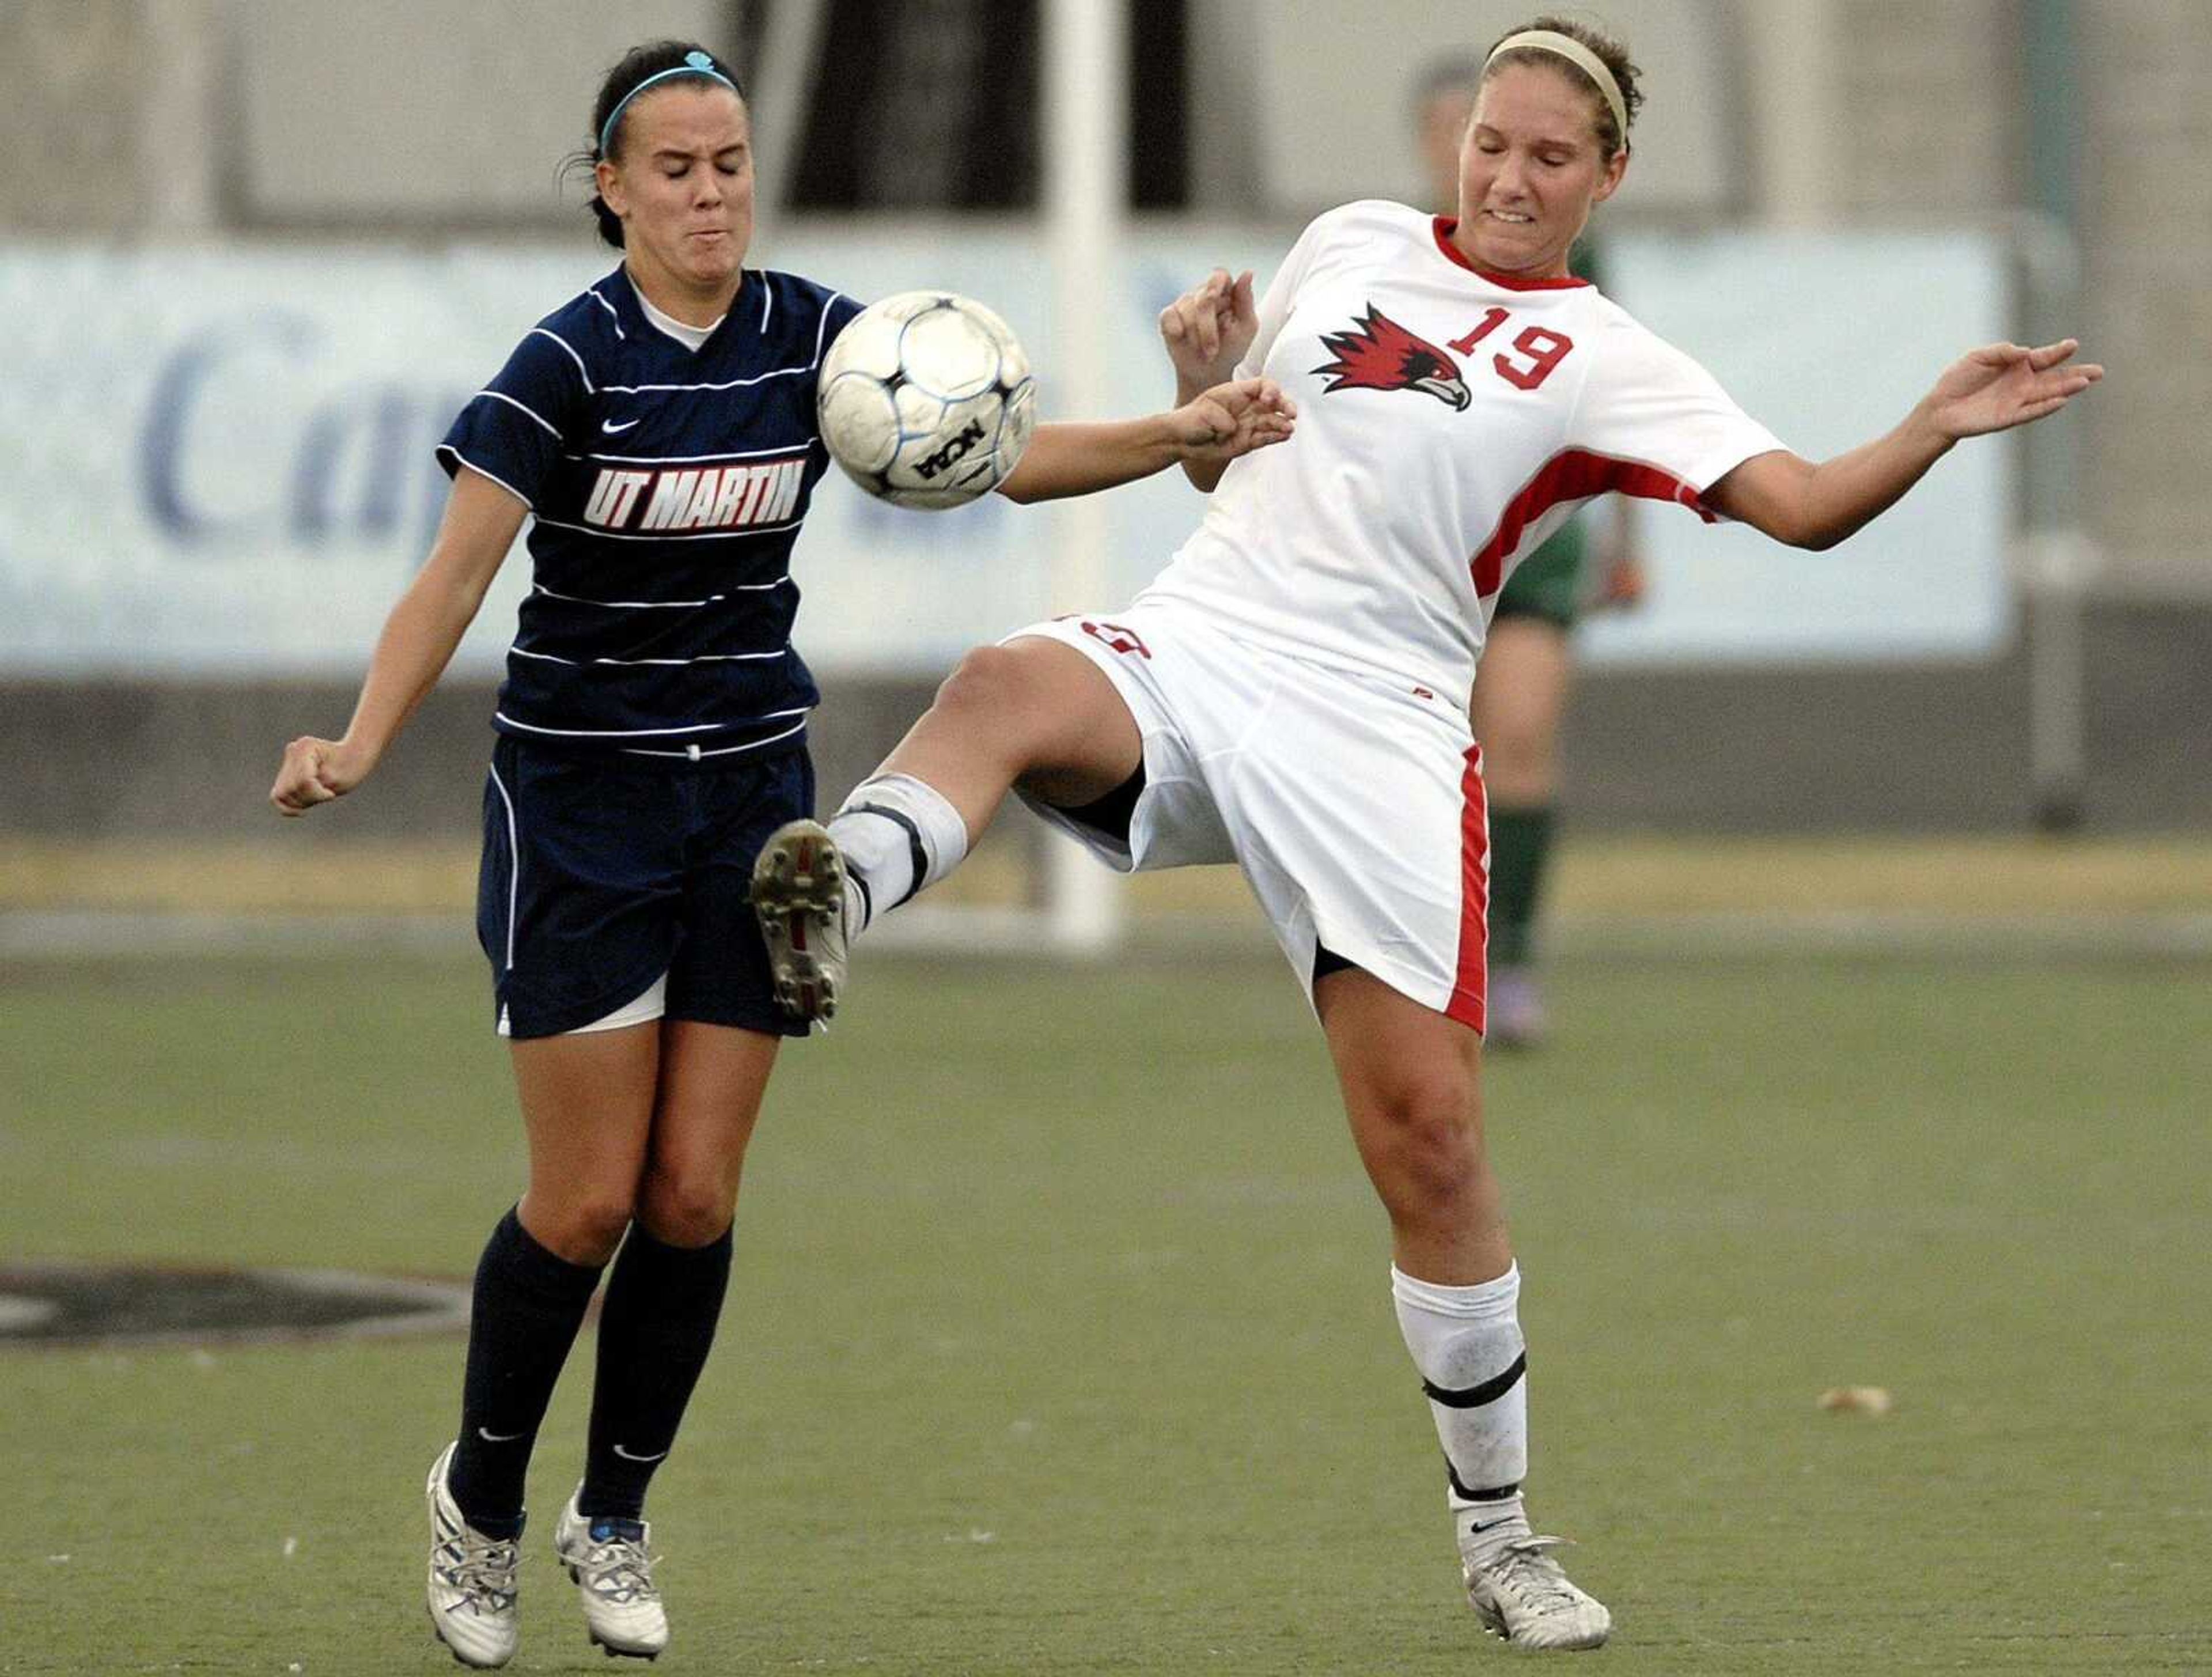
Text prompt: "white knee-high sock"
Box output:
[[827, 773, 970, 933], [1392, 1263, 1531, 1558]]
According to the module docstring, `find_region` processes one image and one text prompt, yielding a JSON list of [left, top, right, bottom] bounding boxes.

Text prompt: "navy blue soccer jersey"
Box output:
[[438, 266, 865, 759]]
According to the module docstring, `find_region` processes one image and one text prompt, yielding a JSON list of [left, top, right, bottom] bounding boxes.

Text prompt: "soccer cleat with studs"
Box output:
[[749, 818, 854, 1023], [1461, 1534, 1612, 1650], [553, 1490, 669, 1660], [425, 1441, 521, 1669]]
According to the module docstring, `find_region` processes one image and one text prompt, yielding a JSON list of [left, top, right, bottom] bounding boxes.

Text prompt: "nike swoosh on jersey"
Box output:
[[601, 417, 641, 434]]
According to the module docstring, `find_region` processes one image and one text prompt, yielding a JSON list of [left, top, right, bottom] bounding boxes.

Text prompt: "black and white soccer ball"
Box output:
[[817, 292, 1037, 510]]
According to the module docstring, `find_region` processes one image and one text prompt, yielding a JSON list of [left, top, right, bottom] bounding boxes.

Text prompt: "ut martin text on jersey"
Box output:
[[580, 451, 810, 531]]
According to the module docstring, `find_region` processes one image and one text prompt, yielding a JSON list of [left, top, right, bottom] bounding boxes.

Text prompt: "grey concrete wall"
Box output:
[[6, 602, 2207, 841], [1832, 0, 2019, 219], [0, 1, 160, 234], [2080, 0, 2212, 599]]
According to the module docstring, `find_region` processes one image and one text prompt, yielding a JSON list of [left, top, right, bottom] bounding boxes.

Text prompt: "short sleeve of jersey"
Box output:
[[1234, 211, 1333, 383], [821, 291, 866, 353], [437, 330, 590, 510], [1569, 316, 1787, 510]]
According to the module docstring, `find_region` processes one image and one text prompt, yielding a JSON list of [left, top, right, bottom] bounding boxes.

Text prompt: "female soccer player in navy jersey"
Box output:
[[753, 17, 2100, 1652], [268, 40, 1291, 1669]]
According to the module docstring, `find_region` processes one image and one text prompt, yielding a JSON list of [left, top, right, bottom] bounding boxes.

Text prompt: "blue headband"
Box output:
[[598, 51, 740, 157]]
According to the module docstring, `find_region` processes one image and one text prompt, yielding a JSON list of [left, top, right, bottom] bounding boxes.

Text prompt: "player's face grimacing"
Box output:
[[1454, 63, 1627, 277], [596, 84, 755, 309]]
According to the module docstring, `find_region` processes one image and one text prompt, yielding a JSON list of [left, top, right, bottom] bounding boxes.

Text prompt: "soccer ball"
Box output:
[[817, 292, 1037, 510]]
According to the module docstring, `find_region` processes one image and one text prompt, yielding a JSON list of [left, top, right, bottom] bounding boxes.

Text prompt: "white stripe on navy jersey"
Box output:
[[587, 287, 627, 338], [600, 369, 819, 394], [442, 266, 863, 755], [495, 705, 810, 740], [485, 761, 521, 970], [527, 514, 803, 543], [622, 716, 810, 759], [493, 715, 730, 737], [596, 293, 846, 392], [811, 296, 850, 362], [509, 645, 790, 667], [528, 328, 594, 393], [443, 452, 535, 512], [532, 581, 790, 610], [564, 443, 816, 464], [475, 389, 562, 438]]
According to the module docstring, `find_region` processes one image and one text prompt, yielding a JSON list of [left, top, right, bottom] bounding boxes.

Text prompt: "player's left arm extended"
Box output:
[[1705, 339, 2101, 550], [997, 377, 1296, 504]]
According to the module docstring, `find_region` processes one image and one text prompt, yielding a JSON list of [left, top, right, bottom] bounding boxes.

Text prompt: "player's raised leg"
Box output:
[[752, 637, 1142, 1020], [1315, 967, 1609, 1650]]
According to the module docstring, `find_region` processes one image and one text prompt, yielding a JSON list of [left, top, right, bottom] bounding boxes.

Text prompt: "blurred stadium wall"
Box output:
[[1, 0, 2206, 850]]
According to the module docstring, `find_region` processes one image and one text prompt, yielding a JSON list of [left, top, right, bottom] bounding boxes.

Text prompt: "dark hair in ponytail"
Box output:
[[562, 40, 746, 251]]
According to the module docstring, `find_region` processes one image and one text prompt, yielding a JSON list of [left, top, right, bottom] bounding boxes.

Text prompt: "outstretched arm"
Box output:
[[1705, 339, 2102, 550], [269, 467, 525, 815], [995, 376, 1296, 504]]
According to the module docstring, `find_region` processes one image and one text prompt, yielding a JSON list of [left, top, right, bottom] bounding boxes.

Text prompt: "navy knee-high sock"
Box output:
[[579, 1223, 735, 1521], [446, 1207, 605, 1537]]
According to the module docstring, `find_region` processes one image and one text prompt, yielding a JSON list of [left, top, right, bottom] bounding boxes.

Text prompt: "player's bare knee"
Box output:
[[932, 645, 1031, 728], [932, 643, 1074, 761], [635, 1165, 737, 1249], [1363, 1080, 1486, 1218], [529, 1195, 635, 1266]]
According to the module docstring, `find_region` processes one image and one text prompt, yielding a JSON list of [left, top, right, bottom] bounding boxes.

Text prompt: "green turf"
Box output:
[[3, 944, 2208, 1674]]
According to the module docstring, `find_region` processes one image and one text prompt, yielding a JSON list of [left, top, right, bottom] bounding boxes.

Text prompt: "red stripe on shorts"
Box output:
[[1447, 743, 1491, 1033]]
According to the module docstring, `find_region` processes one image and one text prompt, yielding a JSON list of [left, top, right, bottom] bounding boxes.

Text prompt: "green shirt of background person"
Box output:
[[1414, 50, 1646, 1047]]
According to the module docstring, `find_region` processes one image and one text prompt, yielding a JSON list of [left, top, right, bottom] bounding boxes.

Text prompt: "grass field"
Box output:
[[4, 937, 2209, 1674]]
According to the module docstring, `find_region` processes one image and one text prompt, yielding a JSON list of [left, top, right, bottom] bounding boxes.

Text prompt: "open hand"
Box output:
[[1924, 339, 2103, 440], [1167, 377, 1297, 465], [270, 735, 369, 816], [1159, 268, 1259, 392]]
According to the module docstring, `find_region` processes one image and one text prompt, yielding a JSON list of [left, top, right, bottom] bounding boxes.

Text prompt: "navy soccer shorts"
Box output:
[[476, 736, 815, 1040]]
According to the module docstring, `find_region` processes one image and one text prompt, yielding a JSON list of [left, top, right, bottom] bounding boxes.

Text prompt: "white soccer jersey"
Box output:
[[1139, 199, 1787, 708]]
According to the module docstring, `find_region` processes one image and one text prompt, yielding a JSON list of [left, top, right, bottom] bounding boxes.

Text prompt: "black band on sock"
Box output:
[[581, 1222, 736, 1522], [1448, 1459, 1524, 1502], [846, 801, 929, 909], [1422, 1351, 1528, 1409]]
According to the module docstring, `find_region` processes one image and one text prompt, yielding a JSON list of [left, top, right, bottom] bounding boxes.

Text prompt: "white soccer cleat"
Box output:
[[1461, 1534, 1612, 1650], [750, 817, 854, 1023], [425, 1442, 520, 1669], [553, 1491, 669, 1661]]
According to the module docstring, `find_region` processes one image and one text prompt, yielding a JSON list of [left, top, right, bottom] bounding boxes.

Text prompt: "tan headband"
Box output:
[[1484, 29, 1628, 146]]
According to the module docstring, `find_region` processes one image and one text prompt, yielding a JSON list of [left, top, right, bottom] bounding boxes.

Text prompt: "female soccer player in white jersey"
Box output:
[[754, 15, 2101, 1652], [267, 40, 1290, 1670]]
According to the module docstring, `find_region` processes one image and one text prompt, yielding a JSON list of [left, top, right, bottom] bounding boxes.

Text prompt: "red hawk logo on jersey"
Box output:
[[1312, 306, 1471, 410]]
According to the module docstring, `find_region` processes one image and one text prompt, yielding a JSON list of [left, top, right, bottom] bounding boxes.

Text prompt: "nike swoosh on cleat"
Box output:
[[601, 417, 641, 433], [611, 1443, 669, 1462], [478, 1425, 529, 1443]]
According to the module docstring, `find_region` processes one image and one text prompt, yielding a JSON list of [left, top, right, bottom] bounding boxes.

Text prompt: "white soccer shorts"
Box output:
[[1007, 603, 1491, 1034]]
